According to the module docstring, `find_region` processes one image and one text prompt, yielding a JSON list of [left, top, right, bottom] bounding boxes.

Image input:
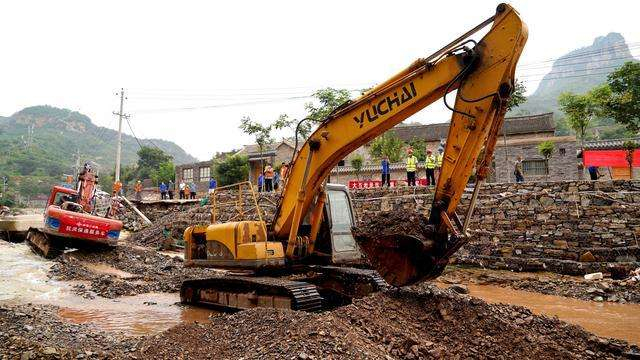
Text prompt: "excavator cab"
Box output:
[[307, 184, 362, 265]]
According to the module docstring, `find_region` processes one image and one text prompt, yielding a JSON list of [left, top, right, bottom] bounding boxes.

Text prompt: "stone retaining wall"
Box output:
[[125, 180, 640, 275]]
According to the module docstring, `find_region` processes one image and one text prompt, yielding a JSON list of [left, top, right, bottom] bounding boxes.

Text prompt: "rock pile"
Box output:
[[0, 304, 137, 359], [50, 245, 221, 298], [138, 284, 639, 359], [127, 191, 279, 248]]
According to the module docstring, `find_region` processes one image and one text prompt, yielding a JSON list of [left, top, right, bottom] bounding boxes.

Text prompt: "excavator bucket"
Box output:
[[357, 234, 446, 287]]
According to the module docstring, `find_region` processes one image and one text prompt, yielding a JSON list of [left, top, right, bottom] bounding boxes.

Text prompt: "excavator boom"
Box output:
[[273, 3, 528, 286]]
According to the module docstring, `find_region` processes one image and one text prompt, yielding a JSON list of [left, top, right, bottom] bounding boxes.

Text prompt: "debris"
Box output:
[[448, 284, 469, 294], [579, 252, 597, 263], [137, 284, 639, 359], [584, 272, 603, 281]]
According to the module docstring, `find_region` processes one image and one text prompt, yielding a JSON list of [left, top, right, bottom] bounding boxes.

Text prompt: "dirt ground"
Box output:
[[440, 266, 640, 304], [2, 240, 640, 359], [139, 284, 639, 360], [2, 208, 639, 359], [49, 244, 222, 299], [0, 303, 139, 359]]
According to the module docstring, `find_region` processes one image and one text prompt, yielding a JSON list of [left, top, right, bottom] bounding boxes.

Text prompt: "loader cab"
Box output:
[[313, 183, 363, 265]]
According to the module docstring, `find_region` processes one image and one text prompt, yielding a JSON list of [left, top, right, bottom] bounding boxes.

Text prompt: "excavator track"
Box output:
[[181, 275, 323, 312], [26, 228, 63, 259], [301, 265, 388, 300]]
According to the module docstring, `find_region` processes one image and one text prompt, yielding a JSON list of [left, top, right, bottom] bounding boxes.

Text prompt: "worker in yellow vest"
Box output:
[[436, 148, 444, 183], [405, 148, 417, 186], [425, 149, 437, 186]]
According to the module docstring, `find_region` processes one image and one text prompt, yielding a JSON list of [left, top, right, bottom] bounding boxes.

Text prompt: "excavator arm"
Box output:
[[272, 3, 527, 286]]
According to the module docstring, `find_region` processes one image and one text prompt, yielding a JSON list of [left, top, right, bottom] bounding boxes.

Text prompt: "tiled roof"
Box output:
[[584, 137, 640, 150], [391, 113, 555, 142], [238, 139, 295, 156]]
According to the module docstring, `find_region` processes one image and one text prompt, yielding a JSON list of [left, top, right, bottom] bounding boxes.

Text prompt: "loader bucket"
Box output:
[[357, 234, 446, 287]]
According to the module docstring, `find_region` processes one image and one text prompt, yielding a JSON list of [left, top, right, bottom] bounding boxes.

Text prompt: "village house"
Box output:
[[330, 113, 581, 185], [174, 140, 295, 195], [176, 113, 602, 190], [235, 140, 295, 185], [581, 137, 640, 179]]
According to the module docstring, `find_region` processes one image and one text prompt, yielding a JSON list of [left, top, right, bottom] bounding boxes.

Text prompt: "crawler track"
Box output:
[[181, 276, 323, 312], [26, 228, 63, 259]]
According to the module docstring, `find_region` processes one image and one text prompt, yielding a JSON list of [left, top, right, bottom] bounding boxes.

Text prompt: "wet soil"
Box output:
[[440, 266, 640, 304], [353, 210, 432, 241], [139, 284, 640, 359], [49, 244, 222, 299], [467, 284, 640, 345], [0, 303, 138, 359]]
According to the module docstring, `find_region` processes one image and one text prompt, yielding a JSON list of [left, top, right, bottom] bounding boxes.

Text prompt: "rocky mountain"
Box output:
[[514, 32, 637, 115], [0, 105, 197, 200]]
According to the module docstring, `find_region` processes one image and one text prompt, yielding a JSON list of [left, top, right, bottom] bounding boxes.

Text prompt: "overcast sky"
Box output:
[[2, 0, 638, 160]]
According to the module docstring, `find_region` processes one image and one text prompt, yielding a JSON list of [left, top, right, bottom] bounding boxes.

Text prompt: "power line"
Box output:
[[130, 95, 313, 114], [124, 116, 144, 150], [519, 70, 618, 83], [518, 42, 640, 68], [127, 83, 370, 94], [518, 63, 628, 79], [518, 52, 639, 71], [123, 114, 165, 152]]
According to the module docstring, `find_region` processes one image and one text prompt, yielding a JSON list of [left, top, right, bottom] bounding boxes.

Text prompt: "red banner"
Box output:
[[348, 178, 434, 189], [583, 150, 640, 167]]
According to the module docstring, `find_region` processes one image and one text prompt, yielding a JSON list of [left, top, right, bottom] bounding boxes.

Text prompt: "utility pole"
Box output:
[[74, 148, 81, 179], [112, 88, 129, 182]]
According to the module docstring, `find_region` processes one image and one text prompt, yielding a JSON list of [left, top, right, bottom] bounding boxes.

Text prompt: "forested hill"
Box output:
[[0, 105, 197, 199], [515, 32, 637, 115]]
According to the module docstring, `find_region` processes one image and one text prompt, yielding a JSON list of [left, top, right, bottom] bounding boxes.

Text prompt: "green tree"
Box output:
[[240, 115, 288, 177], [152, 161, 175, 184], [506, 79, 527, 112], [406, 138, 427, 162], [299, 88, 352, 139], [558, 92, 599, 150], [350, 154, 364, 180], [599, 62, 640, 133], [213, 155, 249, 186], [554, 117, 572, 136], [369, 132, 405, 163], [537, 140, 555, 159], [136, 146, 172, 169], [537, 140, 555, 178]]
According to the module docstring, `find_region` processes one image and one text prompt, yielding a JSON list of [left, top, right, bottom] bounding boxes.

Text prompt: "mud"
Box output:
[[0, 303, 138, 359], [139, 284, 640, 359], [440, 267, 640, 304], [49, 244, 222, 299]]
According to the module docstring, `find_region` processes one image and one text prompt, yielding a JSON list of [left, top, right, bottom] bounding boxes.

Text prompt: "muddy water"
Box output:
[[57, 293, 215, 336], [468, 284, 640, 345], [0, 241, 212, 336]]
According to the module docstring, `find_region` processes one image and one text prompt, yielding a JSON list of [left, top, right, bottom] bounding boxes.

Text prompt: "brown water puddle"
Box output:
[[56, 292, 215, 336], [467, 284, 640, 345]]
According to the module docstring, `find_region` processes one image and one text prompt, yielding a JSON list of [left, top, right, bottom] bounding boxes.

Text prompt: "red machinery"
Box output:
[[26, 165, 123, 258]]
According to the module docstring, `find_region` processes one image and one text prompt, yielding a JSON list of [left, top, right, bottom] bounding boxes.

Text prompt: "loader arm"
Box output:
[[273, 3, 527, 285]]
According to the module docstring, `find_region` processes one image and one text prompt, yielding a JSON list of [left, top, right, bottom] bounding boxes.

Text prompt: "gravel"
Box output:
[[138, 284, 640, 359], [49, 244, 221, 299]]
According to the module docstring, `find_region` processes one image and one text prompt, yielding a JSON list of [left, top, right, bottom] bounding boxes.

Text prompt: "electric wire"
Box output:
[[124, 116, 144, 150]]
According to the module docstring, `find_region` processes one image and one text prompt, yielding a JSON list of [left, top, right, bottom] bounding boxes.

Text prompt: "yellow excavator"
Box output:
[[181, 3, 527, 311]]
